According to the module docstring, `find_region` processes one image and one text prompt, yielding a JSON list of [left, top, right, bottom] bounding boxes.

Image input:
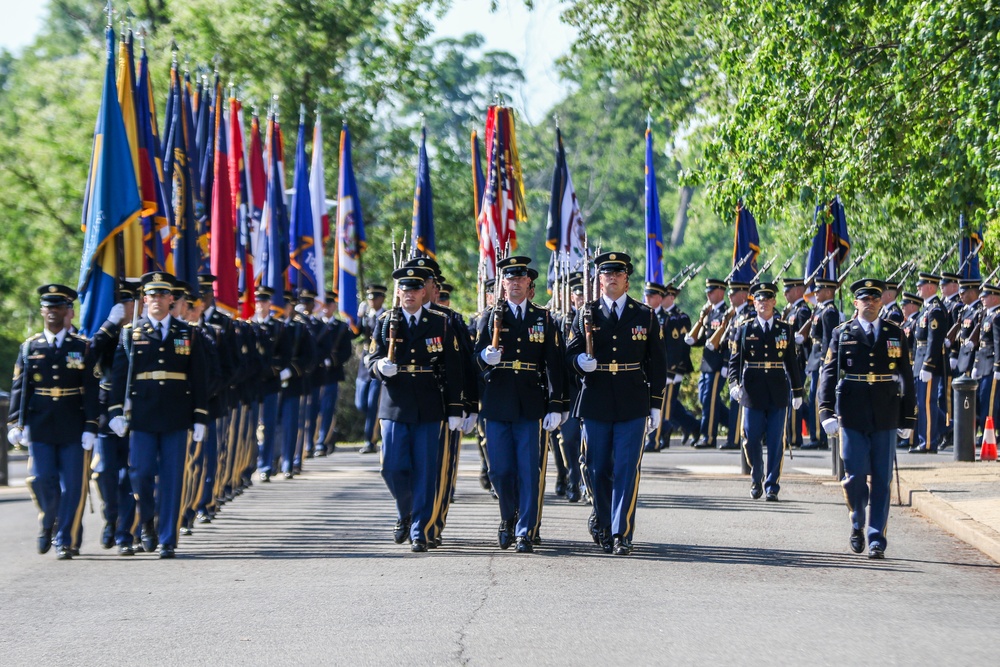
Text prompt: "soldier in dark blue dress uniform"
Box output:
[[818, 279, 916, 559], [554, 273, 585, 501], [277, 290, 316, 477], [475, 256, 566, 553], [951, 280, 982, 379], [686, 278, 729, 448], [803, 278, 842, 450], [879, 280, 904, 325], [644, 282, 697, 451], [781, 277, 813, 448], [566, 252, 667, 555], [315, 292, 354, 455], [973, 283, 1000, 430], [910, 272, 949, 453], [728, 282, 804, 500], [250, 287, 289, 481], [8, 284, 99, 559], [367, 266, 464, 552], [356, 284, 387, 455], [107, 272, 210, 558]]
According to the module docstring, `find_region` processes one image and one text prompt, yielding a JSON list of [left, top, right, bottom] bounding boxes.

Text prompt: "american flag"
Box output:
[[477, 106, 525, 279]]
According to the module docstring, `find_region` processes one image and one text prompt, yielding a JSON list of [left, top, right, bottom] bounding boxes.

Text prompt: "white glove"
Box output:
[[109, 416, 128, 438], [897, 428, 913, 439], [822, 417, 839, 435], [729, 384, 742, 403], [324, 358, 332, 368], [720, 365, 728, 377], [481, 345, 502, 366], [673, 374, 684, 385], [448, 416, 463, 432], [944, 338, 952, 348], [376, 358, 398, 377], [919, 369, 932, 383], [193, 423, 206, 443], [683, 335, 695, 346], [560, 412, 569, 425], [993, 371, 1000, 381], [108, 302, 126, 325], [82, 432, 96, 451], [794, 333, 804, 345], [542, 412, 561, 432], [650, 408, 661, 425], [792, 397, 803, 410], [280, 368, 293, 381], [705, 341, 716, 351], [577, 353, 597, 373], [294, 303, 308, 314], [462, 413, 478, 434], [972, 367, 981, 380], [7, 427, 23, 446], [949, 358, 958, 370]]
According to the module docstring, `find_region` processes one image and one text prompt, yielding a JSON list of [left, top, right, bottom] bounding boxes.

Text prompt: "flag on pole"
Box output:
[[114, 32, 149, 278], [247, 113, 266, 294], [162, 61, 200, 297], [77, 26, 142, 337], [411, 125, 436, 258], [136, 44, 170, 271], [804, 196, 851, 283], [959, 213, 982, 280], [477, 106, 526, 279], [230, 98, 256, 318], [334, 122, 366, 330], [643, 125, 664, 284], [209, 95, 238, 313], [259, 112, 290, 314], [732, 200, 760, 283], [544, 126, 586, 290], [289, 113, 318, 294], [471, 130, 486, 222], [309, 114, 328, 294]]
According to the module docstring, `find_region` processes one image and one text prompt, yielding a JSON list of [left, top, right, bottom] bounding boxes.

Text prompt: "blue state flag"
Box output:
[[289, 116, 318, 293], [959, 213, 982, 280], [644, 127, 664, 284], [260, 114, 290, 314], [77, 27, 142, 337], [335, 122, 367, 330], [732, 201, 760, 283], [805, 196, 850, 284], [411, 126, 435, 258], [162, 62, 199, 296]]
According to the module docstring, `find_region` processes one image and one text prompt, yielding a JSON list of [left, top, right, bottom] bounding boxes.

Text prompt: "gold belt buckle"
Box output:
[[152, 370, 166, 380], [867, 372, 875, 384], [513, 360, 522, 371], [609, 363, 619, 373]]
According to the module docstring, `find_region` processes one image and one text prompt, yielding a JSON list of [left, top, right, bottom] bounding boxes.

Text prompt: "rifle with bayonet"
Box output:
[[750, 255, 778, 283], [955, 240, 984, 278], [774, 253, 798, 282], [676, 263, 705, 291], [582, 236, 594, 356], [931, 241, 959, 276], [386, 236, 403, 363], [704, 251, 758, 350]]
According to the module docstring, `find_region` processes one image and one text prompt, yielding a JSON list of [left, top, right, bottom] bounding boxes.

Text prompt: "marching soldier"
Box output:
[[438, 283, 454, 308], [781, 277, 813, 448], [7, 284, 99, 559], [686, 278, 729, 448], [803, 278, 842, 450], [723, 281, 752, 449], [645, 282, 697, 451], [974, 283, 1000, 429], [879, 280, 904, 325], [728, 282, 804, 500], [367, 266, 464, 552], [251, 288, 288, 482], [898, 292, 922, 449], [952, 280, 983, 379], [554, 273, 585, 501], [107, 272, 209, 558], [818, 279, 916, 559], [356, 283, 387, 455], [910, 273, 948, 454], [278, 290, 316, 478], [315, 292, 354, 456], [566, 252, 667, 555]]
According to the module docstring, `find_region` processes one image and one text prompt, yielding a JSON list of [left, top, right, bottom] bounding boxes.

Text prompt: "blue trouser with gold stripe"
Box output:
[[130, 430, 186, 550], [257, 392, 279, 473], [582, 417, 646, 541], [197, 419, 219, 513], [742, 406, 786, 494], [280, 394, 300, 473], [841, 427, 894, 550], [26, 441, 86, 549], [355, 376, 382, 445], [698, 370, 727, 444], [916, 375, 944, 449], [317, 381, 340, 449], [977, 376, 1000, 430], [380, 420, 442, 543], [485, 420, 541, 538], [559, 417, 583, 488], [95, 433, 134, 546]]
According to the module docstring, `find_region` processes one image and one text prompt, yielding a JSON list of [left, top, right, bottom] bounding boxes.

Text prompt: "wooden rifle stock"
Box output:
[[706, 307, 736, 350], [797, 316, 813, 342], [386, 293, 401, 363], [688, 301, 713, 342]]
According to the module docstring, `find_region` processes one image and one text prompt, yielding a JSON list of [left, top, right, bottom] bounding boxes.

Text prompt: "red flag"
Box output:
[[210, 89, 238, 313]]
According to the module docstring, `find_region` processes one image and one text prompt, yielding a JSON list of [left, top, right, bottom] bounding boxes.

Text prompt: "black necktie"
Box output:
[[409, 315, 416, 330], [866, 326, 875, 346], [515, 306, 522, 323], [610, 302, 619, 325]]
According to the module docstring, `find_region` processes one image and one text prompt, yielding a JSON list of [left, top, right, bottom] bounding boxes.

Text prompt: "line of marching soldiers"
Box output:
[[7, 272, 354, 559]]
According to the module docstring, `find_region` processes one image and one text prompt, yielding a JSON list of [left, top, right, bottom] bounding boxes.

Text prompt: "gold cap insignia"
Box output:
[[609, 254, 617, 260], [48, 286, 57, 293], [407, 269, 414, 276], [153, 273, 163, 282], [865, 281, 872, 287]]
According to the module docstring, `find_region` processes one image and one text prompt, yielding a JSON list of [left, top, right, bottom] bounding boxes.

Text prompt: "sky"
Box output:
[[0, 0, 577, 123]]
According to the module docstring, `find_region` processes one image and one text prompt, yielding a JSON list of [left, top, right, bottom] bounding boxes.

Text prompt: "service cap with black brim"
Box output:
[[366, 284, 387, 298], [393, 266, 434, 290], [884, 280, 900, 291], [141, 271, 175, 293], [959, 279, 981, 291], [941, 272, 962, 285], [644, 282, 667, 296], [705, 278, 726, 291], [594, 252, 632, 275], [728, 281, 750, 294], [664, 283, 680, 296], [116, 279, 141, 303], [197, 273, 217, 286], [38, 283, 77, 306], [916, 272, 941, 286], [850, 278, 885, 299], [496, 255, 532, 278], [750, 281, 777, 299], [527, 268, 539, 282], [901, 292, 922, 306], [255, 286, 274, 300], [171, 280, 190, 298], [813, 278, 839, 291], [781, 277, 805, 291], [403, 256, 440, 278], [298, 288, 318, 303], [981, 283, 1000, 297]]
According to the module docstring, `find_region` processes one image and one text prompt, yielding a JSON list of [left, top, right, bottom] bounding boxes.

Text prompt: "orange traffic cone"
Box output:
[[980, 417, 998, 461]]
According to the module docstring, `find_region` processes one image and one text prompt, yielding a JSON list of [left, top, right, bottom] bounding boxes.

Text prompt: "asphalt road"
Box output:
[[1, 444, 997, 665]]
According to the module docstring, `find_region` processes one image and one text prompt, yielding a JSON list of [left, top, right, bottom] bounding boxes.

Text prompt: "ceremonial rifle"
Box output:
[[955, 240, 984, 278], [930, 241, 959, 276], [490, 231, 507, 350], [773, 252, 798, 282], [386, 237, 402, 363], [676, 263, 705, 291], [750, 255, 778, 283], [122, 291, 141, 428], [582, 235, 594, 356]]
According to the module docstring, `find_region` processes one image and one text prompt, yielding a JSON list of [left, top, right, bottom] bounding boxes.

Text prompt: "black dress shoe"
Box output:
[[692, 438, 714, 449], [718, 442, 740, 450], [358, 442, 377, 455], [566, 484, 581, 503], [555, 477, 567, 497], [868, 544, 885, 559], [434, 536, 443, 548], [283, 471, 294, 479], [259, 472, 271, 483], [750, 483, 763, 500], [515, 537, 533, 553], [478, 471, 492, 491], [411, 540, 428, 553], [101, 523, 115, 549], [37, 528, 53, 555], [850, 528, 865, 554], [612, 536, 632, 556], [118, 543, 134, 556], [70, 548, 80, 556], [314, 446, 327, 457], [643, 442, 658, 453], [908, 444, 937, 454], [56, 545, 72, 560], [801, 441, 826, 450], [588, 512, 600, 544], [531, 533, 542, 546], [599, 529, 613, 554], [498, 520, 514, 550], [196, 512, 211, 524], [158, 546, 176, 559], [393, 516, 410, 544], [179, 526, 193, 537], [765, 491, 779, 502], [141, 521, 157, 554]]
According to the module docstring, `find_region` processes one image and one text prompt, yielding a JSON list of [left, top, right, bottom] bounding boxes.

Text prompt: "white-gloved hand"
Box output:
[[972, 366, 981, 380], [944, 338, 952, 348], [462, 413, 478, 434], [577, 353, 597, 373], [721, 365, 728, 377], [481, 345, 502, 366], [949, 357, 958, 370], [448, 416, 463, 432], [792, 397, 803, 411], [294, 303, 308, 314], [108, 302, 126, 325], [673, 374, 684, 385], [560, 412, 569, 425], [109, 416, 128, 438], [650, 408, 661, 425], [324, 358, 332, 368], [280, 368, 293, 381], [729, 384, 742, 403], [897, 428, 913, 439], [192, 423, 206, 443], [7, 427, 23, 447], [81, 432, 96, 451], [542, 412, 561, 432], [705, 341, 716, 351], [683, 335, 695, 346], [919, 369, 932, 383], [794, 333, 804, 345], [376, 358, 398, 377], [822, 418, 839, 435]]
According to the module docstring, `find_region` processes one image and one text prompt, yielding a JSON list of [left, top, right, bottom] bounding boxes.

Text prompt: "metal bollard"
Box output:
[[952, 375, 978, 462], [0, 392, 8, 486]]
